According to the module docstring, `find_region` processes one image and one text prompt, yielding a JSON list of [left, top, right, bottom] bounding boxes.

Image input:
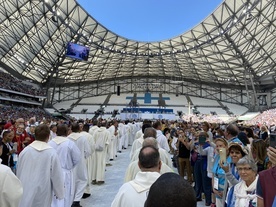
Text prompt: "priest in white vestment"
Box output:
[[17, 124, 65, 207], [48, 124, 81, 207], [134, 122, 143, 139], [0, 157, 23, 207], [129, 123, 152, 159], [117, 123, 124, 152], [89, 120, 99, 137], [107, 120, 118, 161], [68, 123, 91, 207], [111, 146, 161, 207], [153, 121, 170, 152], [80, 124, 96, 198], [132, 137, 173, 165], [124, 159, 173, 182], [92, 121, 111, 184]]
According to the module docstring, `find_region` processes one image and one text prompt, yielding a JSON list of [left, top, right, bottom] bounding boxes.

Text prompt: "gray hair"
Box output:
[[143, 127, 157, 139], [142, 137, 159, 150], [236, 156, 258, 172]]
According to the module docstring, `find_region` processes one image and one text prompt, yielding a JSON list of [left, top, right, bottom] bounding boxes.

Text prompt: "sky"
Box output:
[[76, 0, 223, 42]]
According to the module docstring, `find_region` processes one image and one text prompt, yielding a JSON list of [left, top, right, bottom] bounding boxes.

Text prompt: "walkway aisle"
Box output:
[[81, 147, 131, 207], [81, 147, 206, 207]]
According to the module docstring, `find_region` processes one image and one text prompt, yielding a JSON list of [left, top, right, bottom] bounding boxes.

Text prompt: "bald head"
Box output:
[[138, 146, 160, 172], [142, 137, 158, 149]]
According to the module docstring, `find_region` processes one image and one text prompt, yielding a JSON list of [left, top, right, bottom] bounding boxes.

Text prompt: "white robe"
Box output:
[[80, 131, 96, 194], [124, 160, 173, 182], [91, 127, 111, 182], [131, 147, 173, 168], [135, 129, 143, 140], [0, 159, 23, 207], [129, 135, 144, 160], [48, 136, 81, 207], [156, 130, 170, 152], [107, 125, 116, 160], [68, 132, 91, 201], [112, 171, 160, 207], [117, 123, 124, 151], [17, 141, 64, 207], [89, 125, 99, 136], [124, 124, 131, 148]]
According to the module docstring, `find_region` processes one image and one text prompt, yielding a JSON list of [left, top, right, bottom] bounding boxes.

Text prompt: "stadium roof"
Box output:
[[0, 0, 275, 90]]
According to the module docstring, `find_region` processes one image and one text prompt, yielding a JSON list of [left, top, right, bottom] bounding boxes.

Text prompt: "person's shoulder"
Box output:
[[0, 163, 11, 174], [259, 167, 276, 177]]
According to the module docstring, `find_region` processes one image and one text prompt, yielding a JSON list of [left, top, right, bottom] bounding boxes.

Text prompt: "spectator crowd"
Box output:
[[0, 111, 276, 207]]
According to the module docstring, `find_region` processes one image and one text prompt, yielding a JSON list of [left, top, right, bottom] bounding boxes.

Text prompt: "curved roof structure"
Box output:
[[0, 0, 275, 91]]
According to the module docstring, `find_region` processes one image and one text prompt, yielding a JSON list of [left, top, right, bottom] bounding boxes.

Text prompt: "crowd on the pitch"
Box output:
[[0, 113, 276, 207]]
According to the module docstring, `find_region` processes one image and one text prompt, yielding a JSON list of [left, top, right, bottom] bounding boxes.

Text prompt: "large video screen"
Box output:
[[66, 42, 89, 61]]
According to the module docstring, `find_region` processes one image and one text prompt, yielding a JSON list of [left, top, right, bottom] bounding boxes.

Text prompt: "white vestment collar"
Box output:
[[129, 171, 160, 193], [68, 132, 82, 140], [30, 140, 52, 151], [52, 136, 68, 145]]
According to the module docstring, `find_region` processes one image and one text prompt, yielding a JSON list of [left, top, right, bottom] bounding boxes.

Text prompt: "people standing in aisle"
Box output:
[[0, 130, 15, 169], [92, 120, 111, 185], [50, 124, 57, 140], [111, 145, 161, 207], [212, 138, 231, 207], [222, 143, 248, 187], [17, 124, 65, 207], [117, 122, 124, 153], [153, 121, 170, 152], [107, 120, 118, 162], [124, 137, 173, 182], [130, 123, 152, 159], [194, 131, 212, 206], [226, 157, 258, 207], [256, 146, 276, 207], [89, 119, 99, 136], [48, 124, 81, 207], [80, 123, 96, 199], [258, 125, 269, 140], [0, 149, 23, 207], [224, 124, 243, 145], [68, 123, 91, 207], [177, 129, 193, 184]]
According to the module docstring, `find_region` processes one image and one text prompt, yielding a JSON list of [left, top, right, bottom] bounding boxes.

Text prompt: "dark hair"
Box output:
[[202, 121, 210, 130], [142, 123, 152, 133], [238, 131, 250, 145], [100, 121, 107, 127], [2, 130, 11, 139], [228, 144, 247, 157], [82, 124, 90, 132], [35, 124, 50, 141], [152, 121, 161, 129], [144, 173, 196, 207], [56, 124, 68, 137], [163, 128, 170, 135], [92, 119, 98, 126], [50, 124, 57, 130], [226, 124, 238, 137], [245, 127, 254, 138], [138, 146, 160, 169], [71, 123, 80, 133]]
